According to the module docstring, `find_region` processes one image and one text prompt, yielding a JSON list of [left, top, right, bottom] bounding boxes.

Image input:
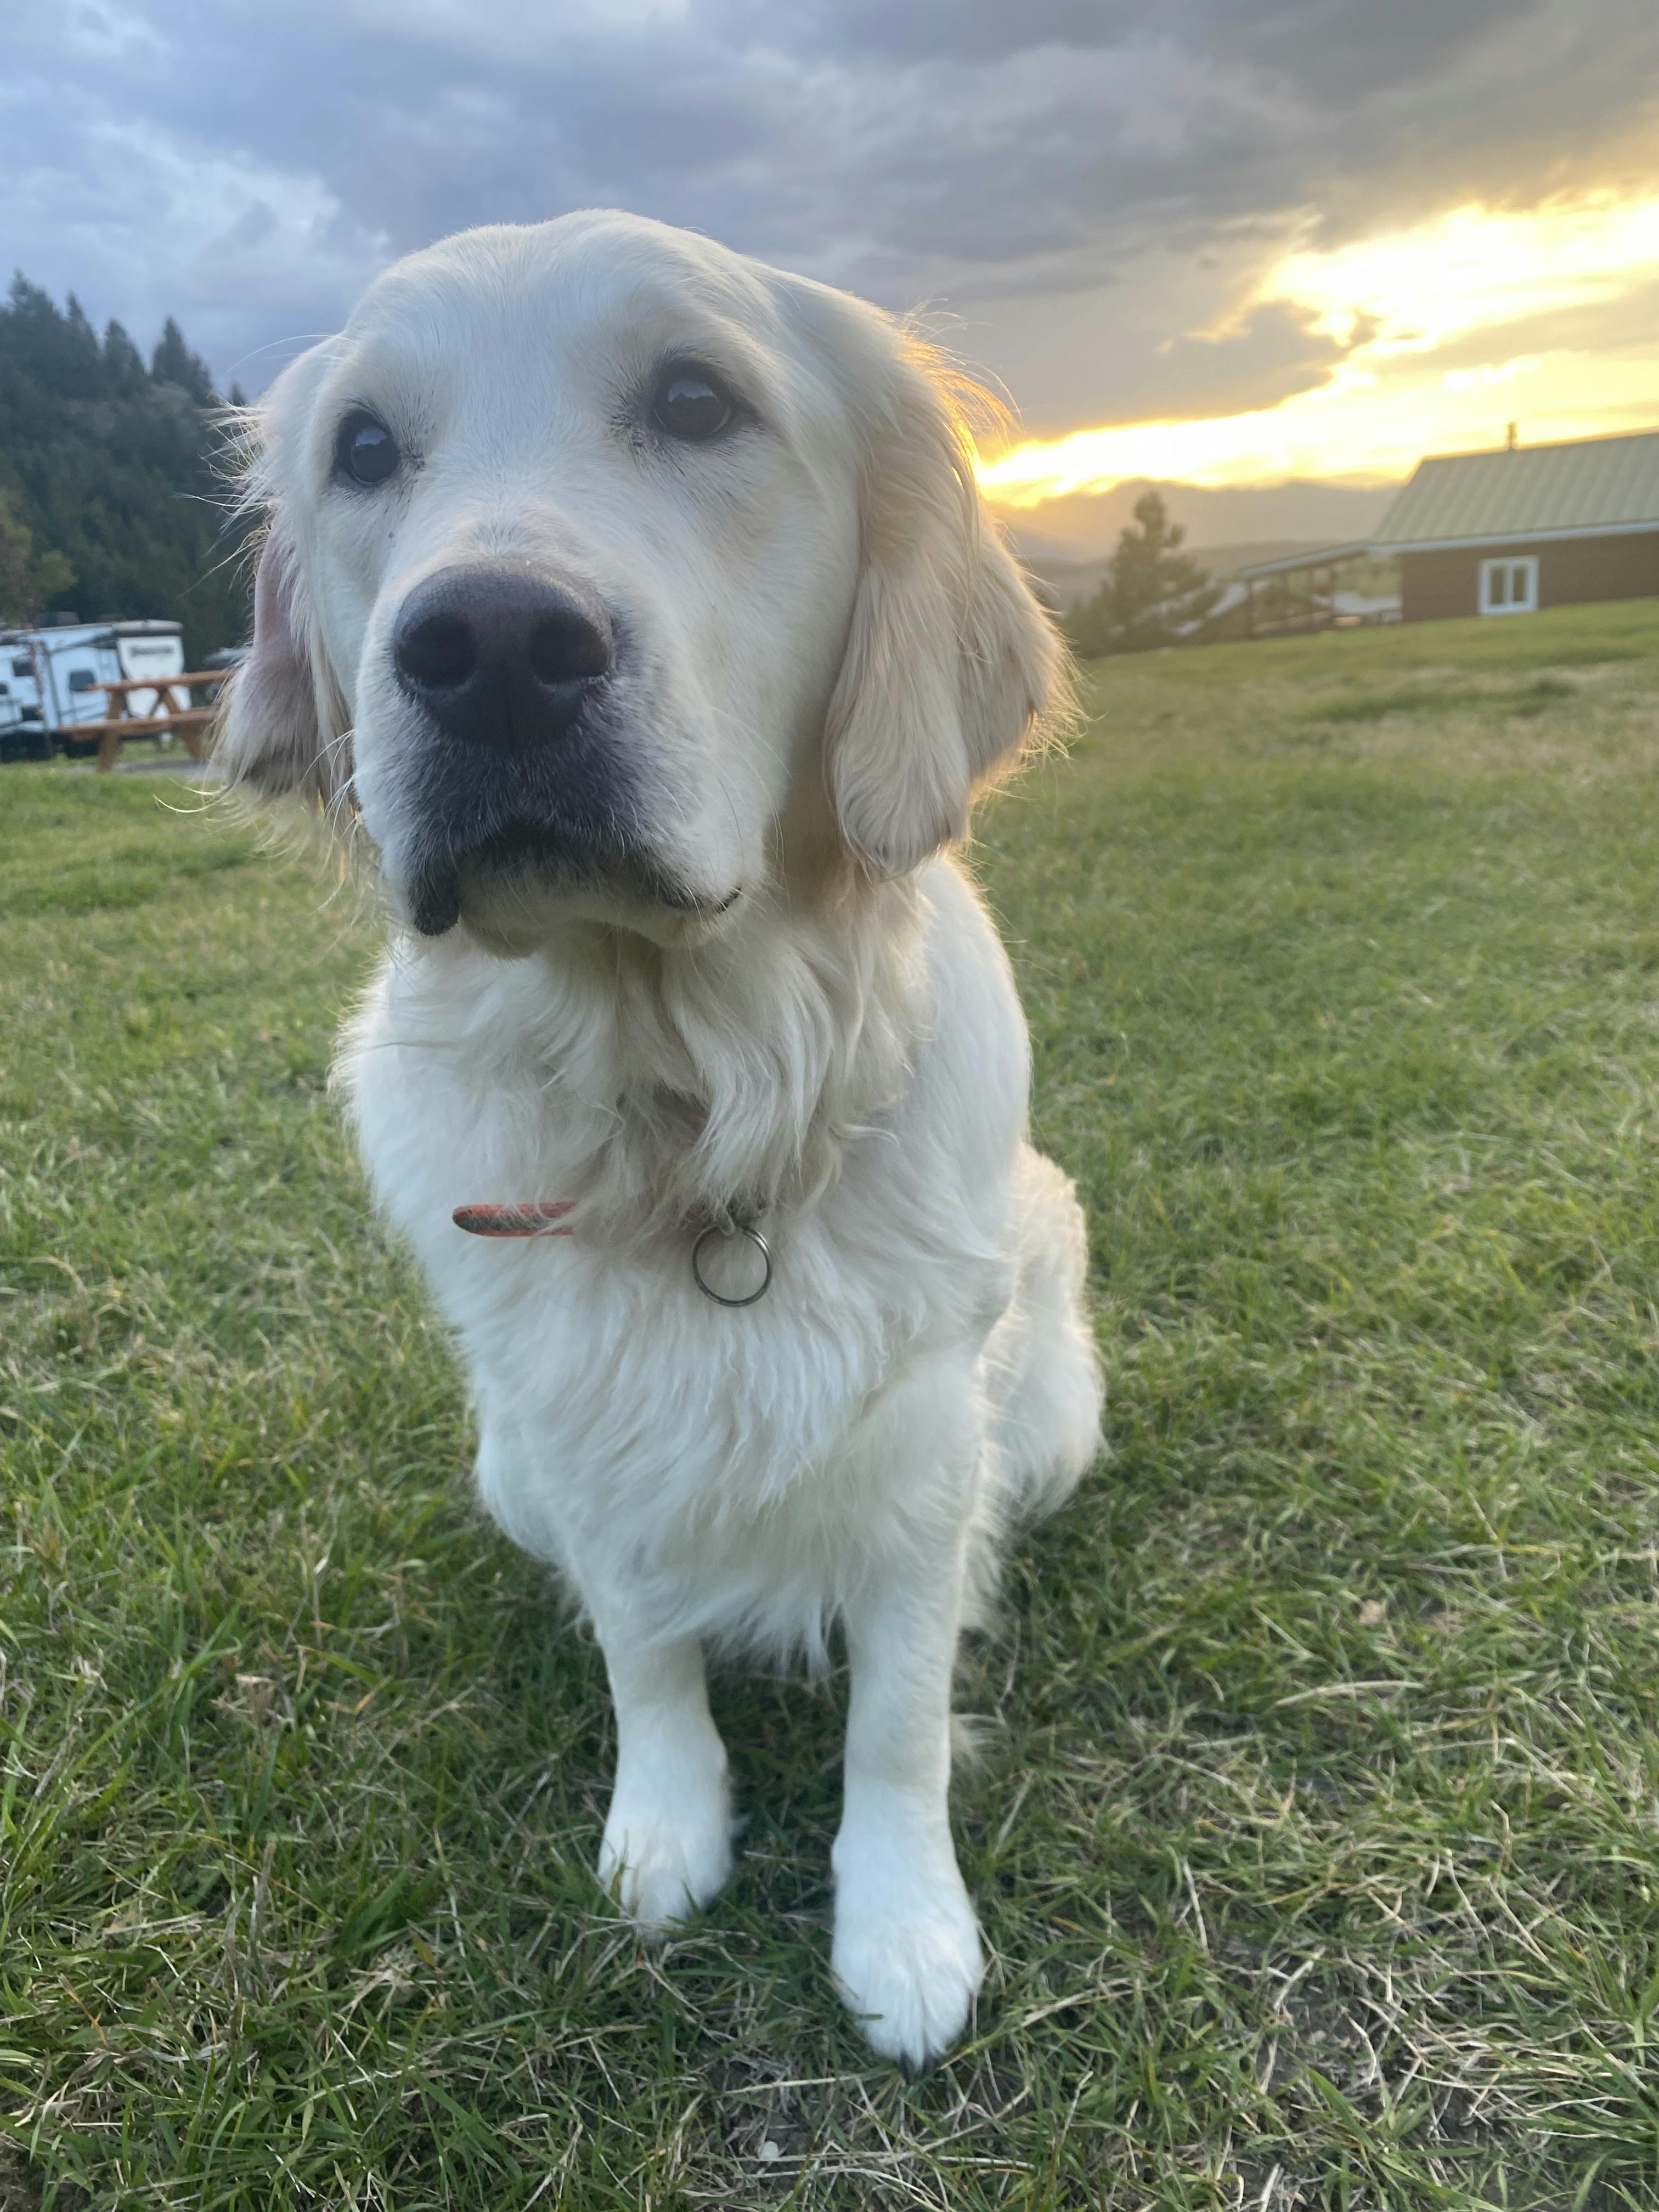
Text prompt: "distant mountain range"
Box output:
[[991, 475, 1400, 571]]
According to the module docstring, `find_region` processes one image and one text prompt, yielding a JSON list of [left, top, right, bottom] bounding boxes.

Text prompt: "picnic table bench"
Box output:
[[74, 672, 230, 771]]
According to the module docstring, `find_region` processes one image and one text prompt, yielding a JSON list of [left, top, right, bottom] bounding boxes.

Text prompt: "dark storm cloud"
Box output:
[[1141, 301, 1376, 425], [3, 0, 1655, 419]]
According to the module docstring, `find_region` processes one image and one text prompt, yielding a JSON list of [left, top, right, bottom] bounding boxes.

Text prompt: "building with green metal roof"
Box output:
[[1237, 427, 1659, 631]]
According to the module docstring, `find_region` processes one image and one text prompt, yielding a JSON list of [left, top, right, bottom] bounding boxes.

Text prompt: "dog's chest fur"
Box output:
[[336, 861, 1029, 1633]]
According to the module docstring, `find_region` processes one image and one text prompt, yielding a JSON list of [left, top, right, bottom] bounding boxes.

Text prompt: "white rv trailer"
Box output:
[[0, 629, 48, 760], [22, 619, 189, 755]]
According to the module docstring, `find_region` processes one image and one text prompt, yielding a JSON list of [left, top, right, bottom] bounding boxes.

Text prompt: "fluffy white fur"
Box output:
[[218, 212, 1103, 2068]]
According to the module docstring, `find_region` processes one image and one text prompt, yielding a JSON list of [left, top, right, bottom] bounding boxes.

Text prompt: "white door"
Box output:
[[52, 650, 112, 726]]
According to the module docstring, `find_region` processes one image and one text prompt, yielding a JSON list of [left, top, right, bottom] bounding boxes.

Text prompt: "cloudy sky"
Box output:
[[7, 0, 1658, 548]]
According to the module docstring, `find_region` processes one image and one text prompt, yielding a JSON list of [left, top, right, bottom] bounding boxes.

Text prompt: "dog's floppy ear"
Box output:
[[215, 520, 351, 809], [823, 328, 1068, 879]]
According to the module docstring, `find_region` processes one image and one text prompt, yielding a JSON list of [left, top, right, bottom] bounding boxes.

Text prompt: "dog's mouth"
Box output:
[[407, 819, 740, 939]]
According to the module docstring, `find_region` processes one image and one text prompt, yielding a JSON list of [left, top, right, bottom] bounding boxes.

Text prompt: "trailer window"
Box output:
[[11, 658, 30, 678], [67, 669, 99, 692]]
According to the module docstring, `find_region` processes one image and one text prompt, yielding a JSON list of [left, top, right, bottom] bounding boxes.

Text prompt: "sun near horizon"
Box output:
[[977, 189, 1659, 511]]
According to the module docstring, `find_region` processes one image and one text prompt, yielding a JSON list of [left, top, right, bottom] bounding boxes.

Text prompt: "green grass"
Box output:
[[5, 597, 1659, 2208]]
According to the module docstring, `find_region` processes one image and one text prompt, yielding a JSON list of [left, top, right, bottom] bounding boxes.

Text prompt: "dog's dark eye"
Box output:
[[335, 411, 400, 487], [651, 365, 736, 443]]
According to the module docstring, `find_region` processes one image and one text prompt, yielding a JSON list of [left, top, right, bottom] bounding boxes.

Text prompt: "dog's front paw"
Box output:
[[831, 1833, 984, 2068], [599, 1762, 734, 1934]]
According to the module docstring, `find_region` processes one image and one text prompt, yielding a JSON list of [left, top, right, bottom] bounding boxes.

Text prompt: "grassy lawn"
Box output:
[[5, 598, 1659, 2208]]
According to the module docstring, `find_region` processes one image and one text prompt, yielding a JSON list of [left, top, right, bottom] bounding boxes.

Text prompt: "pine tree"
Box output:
[[102, 319, 150, 398], [0, 277, 105, 401], [150, 315, 218, 407], [1065, 491, 1221, 657]]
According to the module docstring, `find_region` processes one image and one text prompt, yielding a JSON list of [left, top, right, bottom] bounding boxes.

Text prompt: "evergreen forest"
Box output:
[[0, 277, 250, 664]]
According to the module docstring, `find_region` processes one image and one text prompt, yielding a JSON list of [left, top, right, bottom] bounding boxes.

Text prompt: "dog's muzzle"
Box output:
[[388, 560, 669, 936]]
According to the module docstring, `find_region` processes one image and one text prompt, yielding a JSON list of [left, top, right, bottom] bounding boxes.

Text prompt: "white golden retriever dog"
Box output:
[[218, 211, 1103, 2067]]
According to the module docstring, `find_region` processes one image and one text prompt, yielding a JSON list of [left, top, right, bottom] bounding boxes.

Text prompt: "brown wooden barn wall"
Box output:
[[1401, 531, 1659, 622]]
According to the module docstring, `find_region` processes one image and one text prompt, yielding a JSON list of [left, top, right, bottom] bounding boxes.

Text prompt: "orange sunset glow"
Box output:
[[977, 191, 1659, 505]]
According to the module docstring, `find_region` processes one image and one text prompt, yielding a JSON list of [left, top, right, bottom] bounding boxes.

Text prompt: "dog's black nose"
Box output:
[[392, 565, 613, 749]]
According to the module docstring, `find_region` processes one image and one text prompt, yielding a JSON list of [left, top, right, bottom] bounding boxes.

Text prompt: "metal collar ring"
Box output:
[[691, 1221, 773, 1307]]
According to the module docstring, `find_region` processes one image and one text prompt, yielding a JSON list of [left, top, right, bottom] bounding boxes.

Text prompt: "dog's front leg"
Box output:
[[831, 1462, 984, 2067], [591, 1613, 734, 1933], [476, 1424, 733, 1927]]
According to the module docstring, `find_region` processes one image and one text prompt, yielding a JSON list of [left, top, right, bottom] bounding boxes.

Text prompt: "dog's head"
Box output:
[[219, 212, 1065, 949]]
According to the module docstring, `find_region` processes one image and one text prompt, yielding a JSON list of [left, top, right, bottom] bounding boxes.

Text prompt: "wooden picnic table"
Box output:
[[74, 672, 231, 772]]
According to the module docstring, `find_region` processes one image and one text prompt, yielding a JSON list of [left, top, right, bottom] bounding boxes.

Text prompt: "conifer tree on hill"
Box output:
[[1065, 490, 1221, 657], [0, 276, 249, 661], [149, 315, 218, 409]]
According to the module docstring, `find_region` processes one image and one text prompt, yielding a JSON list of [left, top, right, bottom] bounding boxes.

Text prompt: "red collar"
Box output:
[[451, 1200, 774, 1307], [452, 1201, 574, 1238]]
